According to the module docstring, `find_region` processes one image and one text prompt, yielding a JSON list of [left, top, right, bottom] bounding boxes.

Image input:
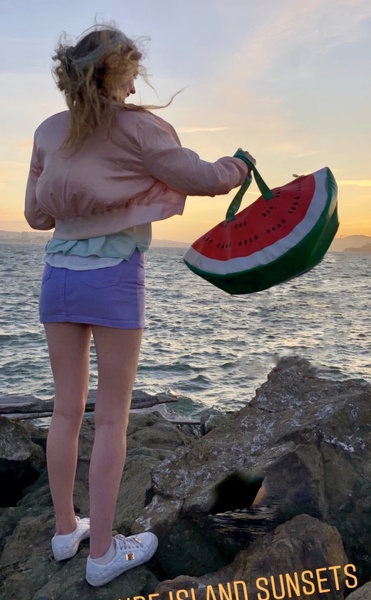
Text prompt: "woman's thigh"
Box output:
[[91, 326, 143, 425], [44, 322, 92, 416]]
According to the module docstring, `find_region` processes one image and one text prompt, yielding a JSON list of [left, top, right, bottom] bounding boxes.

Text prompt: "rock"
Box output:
[[347, 581, 371, 599], [0, 416, 46, 507], [155, 514, 351, 600], [71, 412, 196, 523], [2, 357, 371, 598], [0, 410, 195, 598], [133, 357, 371, 584], [231, 514, 353, 600], [0, 506, 21, 554]]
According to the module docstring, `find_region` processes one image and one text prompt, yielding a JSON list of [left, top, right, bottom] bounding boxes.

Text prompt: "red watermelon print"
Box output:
[[183, 166, 339, 295]]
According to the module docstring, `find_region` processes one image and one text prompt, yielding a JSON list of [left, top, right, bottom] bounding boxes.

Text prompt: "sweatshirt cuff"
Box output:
[[233, 149, 254, 170]]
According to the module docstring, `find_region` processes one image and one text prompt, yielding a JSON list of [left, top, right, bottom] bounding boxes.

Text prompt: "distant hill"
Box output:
[[329, 235, 371, 252], [151, 239, 188, 248], [0, 230, 50, 243], [1, 230, 369, 253], [0, 230, 188, 248], [346, 243, 371, 254]]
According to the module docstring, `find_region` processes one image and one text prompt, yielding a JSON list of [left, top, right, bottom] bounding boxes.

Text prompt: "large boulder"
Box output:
[[155, 514, 352, 600], [347, 582, 371, 600], [133, 357, 371, 584]]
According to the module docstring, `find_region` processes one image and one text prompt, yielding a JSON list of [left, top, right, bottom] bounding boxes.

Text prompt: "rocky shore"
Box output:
[[1, 357, 371, 599]]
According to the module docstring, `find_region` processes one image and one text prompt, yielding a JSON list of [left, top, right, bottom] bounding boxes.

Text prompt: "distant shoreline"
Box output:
[[0, 230, 189, 248], [1, 231, 371, 252]]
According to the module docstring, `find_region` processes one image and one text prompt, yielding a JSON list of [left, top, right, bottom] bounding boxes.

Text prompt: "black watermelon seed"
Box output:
[[295, 196, 300, 200], [267, 229, 271, 234], [272, 227, 276, 231], [254, 235, 258, 240], [281, 219, 286, 223], [263, 213, 266, 217], [244, 240, 248, 245], [249, 238, 253, 242], [217, 243, 220, 248], [243, 221, 246, 226], [277, 223, 281, 228], [288, 210, 293, 214], [270, 206, 274, 210], [239, 241, 242, 246]]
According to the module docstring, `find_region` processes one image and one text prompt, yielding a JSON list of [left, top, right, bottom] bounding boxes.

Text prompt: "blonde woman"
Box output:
[[25, 24, 254, 587]]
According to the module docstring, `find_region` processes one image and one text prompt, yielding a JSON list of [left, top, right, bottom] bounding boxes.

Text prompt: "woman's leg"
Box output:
[[88, 326, 142, 558], [44, 322, 92, 534]]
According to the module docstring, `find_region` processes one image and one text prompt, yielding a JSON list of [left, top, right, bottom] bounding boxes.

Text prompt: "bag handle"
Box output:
[[226, 151, 274, 222]]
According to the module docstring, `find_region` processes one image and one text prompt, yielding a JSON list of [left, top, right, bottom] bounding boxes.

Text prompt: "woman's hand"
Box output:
[[236, 148, 256, 168]]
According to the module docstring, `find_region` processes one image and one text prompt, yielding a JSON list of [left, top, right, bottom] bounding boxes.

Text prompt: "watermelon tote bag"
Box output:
[[183, 152, 339, 295]]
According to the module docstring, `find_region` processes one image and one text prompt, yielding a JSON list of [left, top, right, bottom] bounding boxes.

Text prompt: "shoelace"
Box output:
[[115, 534, 143, 551]]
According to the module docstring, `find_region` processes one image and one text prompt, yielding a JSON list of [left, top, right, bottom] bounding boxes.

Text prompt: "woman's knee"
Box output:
[[52, 402, 86, 425], [93, 409, 130, 433]]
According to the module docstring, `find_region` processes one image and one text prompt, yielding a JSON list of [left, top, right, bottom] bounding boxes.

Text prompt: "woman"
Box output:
[[24, 24, 254, 587]]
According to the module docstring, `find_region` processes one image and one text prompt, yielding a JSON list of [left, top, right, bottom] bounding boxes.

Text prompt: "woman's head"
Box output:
[[53, 24, 145, 148]]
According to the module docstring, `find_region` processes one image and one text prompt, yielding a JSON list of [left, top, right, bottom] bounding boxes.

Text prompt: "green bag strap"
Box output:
[[226, 150, 274, 222]]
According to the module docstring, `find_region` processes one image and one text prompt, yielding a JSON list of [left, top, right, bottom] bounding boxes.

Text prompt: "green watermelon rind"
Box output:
[[183, 169, 339, 295]]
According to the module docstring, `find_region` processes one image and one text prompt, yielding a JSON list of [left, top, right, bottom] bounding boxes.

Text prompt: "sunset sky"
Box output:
[[1, 0, 370, 242]]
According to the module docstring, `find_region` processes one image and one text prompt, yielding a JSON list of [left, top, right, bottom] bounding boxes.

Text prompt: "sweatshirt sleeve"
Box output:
[[137, 114, 248, 197], [24, 138, 55, 230]]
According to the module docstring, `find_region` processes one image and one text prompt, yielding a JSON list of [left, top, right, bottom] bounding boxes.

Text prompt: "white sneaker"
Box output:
[[52, 516, 90, 561], [86, 532, 158, 587]]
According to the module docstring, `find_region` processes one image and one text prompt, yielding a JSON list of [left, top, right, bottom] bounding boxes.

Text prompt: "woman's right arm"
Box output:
[[24, 139, 55, 230], [137, 114, 250, 197]]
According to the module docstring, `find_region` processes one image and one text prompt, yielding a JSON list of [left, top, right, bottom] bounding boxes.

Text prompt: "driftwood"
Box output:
[[0, 390, 177, 417], [0, 391, 201, 425]]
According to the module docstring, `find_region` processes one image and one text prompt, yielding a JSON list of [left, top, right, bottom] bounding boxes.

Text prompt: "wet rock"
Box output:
[[0, 416, 45, 507]]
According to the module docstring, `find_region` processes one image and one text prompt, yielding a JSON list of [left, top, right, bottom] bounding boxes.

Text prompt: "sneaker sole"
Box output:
[[86, 535, 158, 587]]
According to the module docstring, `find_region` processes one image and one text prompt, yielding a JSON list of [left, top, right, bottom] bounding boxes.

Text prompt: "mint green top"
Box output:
[[45, 224, 151, 270]]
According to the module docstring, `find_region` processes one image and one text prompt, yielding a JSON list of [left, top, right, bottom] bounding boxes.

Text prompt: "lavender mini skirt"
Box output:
[[39, 250, 145, 329]]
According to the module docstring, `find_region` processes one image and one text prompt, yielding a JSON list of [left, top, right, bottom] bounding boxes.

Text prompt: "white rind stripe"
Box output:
[[184, 168, 331, 275]]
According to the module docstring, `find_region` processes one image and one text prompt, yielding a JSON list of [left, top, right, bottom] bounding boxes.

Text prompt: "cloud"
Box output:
[[337, 180, 371, 187], [293, 150, 327, 159], [231, 0, 371, 81], [177, 126, 229, 133]]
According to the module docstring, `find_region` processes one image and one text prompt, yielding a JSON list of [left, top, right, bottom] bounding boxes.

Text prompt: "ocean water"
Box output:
[[0, 242, 370, 414]]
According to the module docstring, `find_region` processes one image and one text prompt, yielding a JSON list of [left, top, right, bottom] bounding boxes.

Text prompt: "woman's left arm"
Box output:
[[137, 114, 249, 197]]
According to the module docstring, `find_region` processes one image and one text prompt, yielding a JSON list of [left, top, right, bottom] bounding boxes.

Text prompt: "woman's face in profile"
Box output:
[[111, 72, 137, 103]]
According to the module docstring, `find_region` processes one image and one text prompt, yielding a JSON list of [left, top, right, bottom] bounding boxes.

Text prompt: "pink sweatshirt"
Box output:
[[25, 109, 248, 240]]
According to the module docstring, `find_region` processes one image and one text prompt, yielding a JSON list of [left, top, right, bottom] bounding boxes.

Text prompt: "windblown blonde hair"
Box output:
[[53, 25, 162, 149]]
